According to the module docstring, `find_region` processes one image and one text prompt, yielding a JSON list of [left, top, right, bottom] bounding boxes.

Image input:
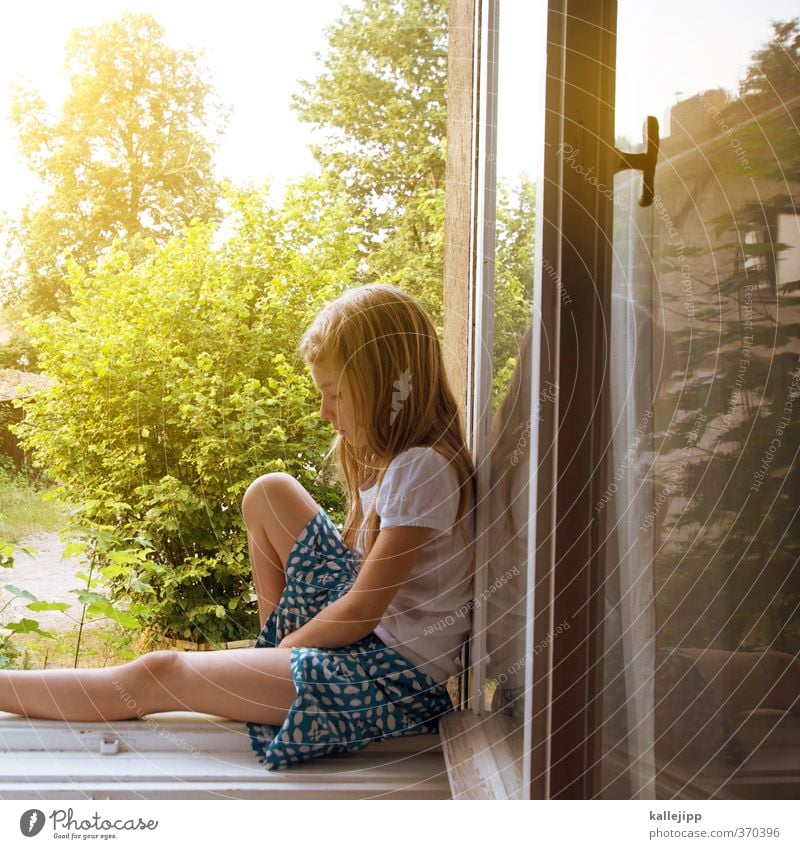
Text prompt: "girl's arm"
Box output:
[[277, 524, 434, 649]]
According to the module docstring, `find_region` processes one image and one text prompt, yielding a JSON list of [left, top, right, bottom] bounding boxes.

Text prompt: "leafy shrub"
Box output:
[[14, 182, 358, 643]]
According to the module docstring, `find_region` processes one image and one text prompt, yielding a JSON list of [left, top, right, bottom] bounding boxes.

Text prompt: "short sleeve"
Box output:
[[376, 446, 460, 532]]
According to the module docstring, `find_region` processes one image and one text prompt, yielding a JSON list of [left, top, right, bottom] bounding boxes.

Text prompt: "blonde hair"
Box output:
[[297, 284, 475, 561]]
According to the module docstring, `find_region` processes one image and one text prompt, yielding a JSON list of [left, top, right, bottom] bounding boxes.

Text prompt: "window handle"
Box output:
[[614, 116, 660, 207]]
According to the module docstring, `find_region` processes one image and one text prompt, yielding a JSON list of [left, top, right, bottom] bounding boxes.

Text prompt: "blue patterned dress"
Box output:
[[246, 508, 454, 770]]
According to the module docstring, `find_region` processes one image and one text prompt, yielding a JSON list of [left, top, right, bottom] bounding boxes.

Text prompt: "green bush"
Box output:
[[14, 182, 358, 643]]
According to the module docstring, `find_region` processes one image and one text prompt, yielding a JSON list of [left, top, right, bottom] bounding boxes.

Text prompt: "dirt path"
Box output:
[[0, 531, 100, 633]]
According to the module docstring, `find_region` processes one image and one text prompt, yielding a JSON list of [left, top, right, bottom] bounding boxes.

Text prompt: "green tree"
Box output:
[[291, 0, 449, 316], [293, 0, 534, 350], [293, 0, 448, 246], [492, 176, 536, 407], [7, 12, 225, 314]]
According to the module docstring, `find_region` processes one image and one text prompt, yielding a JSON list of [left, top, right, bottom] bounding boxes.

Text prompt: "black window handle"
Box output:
[[614, 116, 660, 207]]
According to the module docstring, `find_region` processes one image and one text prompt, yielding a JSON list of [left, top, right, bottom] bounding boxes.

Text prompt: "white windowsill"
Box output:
[[0, 711, 450, 800]]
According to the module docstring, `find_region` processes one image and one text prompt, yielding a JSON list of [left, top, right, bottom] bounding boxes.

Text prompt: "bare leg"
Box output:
[[0, 648, 296, 725], [245, 519, 284, 627], [242, 473, 319, 626]]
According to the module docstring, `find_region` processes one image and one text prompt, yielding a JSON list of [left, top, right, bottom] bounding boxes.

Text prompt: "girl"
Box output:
[[0, 284, 476, 772]]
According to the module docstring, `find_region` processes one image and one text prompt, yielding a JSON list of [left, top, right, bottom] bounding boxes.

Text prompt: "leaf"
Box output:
[[71, 590, 107, 606], [0, 541, 16, 567], [27, 601, 71, 612], [3, 585, 39, 603], [4, 619, 54, 638], [128, 574, 156, 595], [86, 599, 140, 629], [62, 540, 88, 559]]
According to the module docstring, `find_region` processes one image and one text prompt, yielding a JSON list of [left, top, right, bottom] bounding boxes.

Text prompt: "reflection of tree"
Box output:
[[651, 19, 800, 653]]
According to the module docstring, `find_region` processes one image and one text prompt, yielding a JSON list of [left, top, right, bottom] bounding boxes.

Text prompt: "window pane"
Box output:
[[483, 0, 545, 740], [602, 0, 800, 798]]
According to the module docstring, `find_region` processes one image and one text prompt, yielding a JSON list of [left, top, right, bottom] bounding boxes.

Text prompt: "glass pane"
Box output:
[[602, 0, 800, 798], [483, 0, 545, 742]]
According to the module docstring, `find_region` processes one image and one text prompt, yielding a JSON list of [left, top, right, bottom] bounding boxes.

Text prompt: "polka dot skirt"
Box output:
[[246, 508, 453, 770]]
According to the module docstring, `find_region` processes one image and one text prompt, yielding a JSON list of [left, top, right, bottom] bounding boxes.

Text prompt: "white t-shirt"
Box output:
[[357, 446, 474, 685]]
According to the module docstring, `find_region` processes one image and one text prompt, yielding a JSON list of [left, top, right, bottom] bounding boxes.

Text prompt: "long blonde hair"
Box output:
[[297, 284, 475, 561]]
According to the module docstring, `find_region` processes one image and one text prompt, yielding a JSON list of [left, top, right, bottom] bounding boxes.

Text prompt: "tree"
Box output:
[[292, 0, 448, 258], [492, 176, 536, 407], [740, 17, 800, 108], [648, 20, 800, 652], [7, 12, 226, 313], [292, 0, 534, 352]]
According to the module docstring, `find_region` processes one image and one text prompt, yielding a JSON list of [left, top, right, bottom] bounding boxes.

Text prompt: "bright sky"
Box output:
[[1, 0, 798, 218], [616, 0, 800, 142], [0, 0, 340, 215]]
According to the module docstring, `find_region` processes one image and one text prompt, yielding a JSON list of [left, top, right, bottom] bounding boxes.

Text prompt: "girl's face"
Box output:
[[309, 360, 365, 448]]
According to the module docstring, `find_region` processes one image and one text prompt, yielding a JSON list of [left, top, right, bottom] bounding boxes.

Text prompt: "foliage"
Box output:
[[14, 182, 359, 643], [292, 0, 450, 332], [649, 20, 800, 653], [294, 0, 532, 359], [8, 622, 139, 670], [0, 526, 145, 668], [0, 336, 39, 372], [6, 12, 226, 314], [492, 177, 537, 409], [292, 0, 448, 249], [740, 17, 800, 107], [0, 537, 48, 668]]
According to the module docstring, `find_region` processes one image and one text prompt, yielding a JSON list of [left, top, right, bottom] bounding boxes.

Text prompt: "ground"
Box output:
[[0, 529, 96, 633]]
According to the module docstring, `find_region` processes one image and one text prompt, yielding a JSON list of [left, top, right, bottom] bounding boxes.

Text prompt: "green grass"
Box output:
[[0, 467, 67, 544], [5, 622, 140, 669]]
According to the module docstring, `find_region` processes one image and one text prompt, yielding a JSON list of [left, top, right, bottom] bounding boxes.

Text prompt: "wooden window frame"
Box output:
[[441, 0, 621, 800]]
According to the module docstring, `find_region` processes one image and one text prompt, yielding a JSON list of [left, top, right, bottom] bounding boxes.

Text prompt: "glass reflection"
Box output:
[[604, 7, 800, 798], [479, 0, 542, 745], [485, 325, 534, 725]]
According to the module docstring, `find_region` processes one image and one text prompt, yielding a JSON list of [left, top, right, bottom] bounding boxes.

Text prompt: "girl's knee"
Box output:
[[243, 473, 286, 519], [242, 473, 305, 523], [111, 651, 182, 716], [137, 648, 180, 669]]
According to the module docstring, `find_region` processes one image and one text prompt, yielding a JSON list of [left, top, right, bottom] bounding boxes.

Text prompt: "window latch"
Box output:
[[614, 116, 660, 207], [99, 736, 120, 755]]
